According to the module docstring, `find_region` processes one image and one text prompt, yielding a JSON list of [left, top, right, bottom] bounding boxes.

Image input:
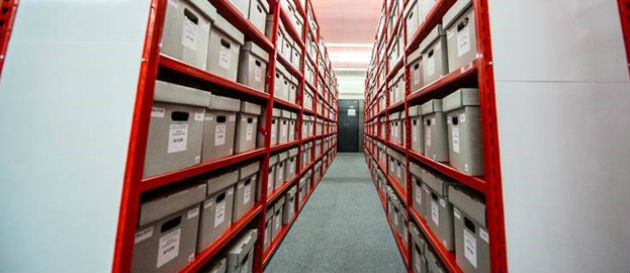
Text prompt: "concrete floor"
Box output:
[[265, 153, 406, 273]]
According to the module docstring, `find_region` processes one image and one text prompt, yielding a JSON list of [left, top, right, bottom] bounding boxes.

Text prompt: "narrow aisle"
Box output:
[[266, 153, 406, 273]]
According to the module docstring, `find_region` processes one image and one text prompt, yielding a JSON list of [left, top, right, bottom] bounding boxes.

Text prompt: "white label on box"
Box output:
[[194, 112, 204, 121], [135, 226, 153, 244], [243, 184, 251, 205], [182, 17, 198, 50], [452, 127, 460, 153], [427, 55, 435, 76], [151, 107, 165, 118], [415, 186, 423, 205], [425, 126, 432, 147], [188, 253, 195, 262], [246, 123, 254, 141], [187, 207, 199, 219], [460, 113, 466, 123], [215, 124, 226, 146], [431, 200, 439, 226], [157, 228, 181, 268], [194, 155, 200, 163], [454, 208, 462, 219], [464, 229, 478, 268], [480, 228, 489, 243], [255, 66, 262, 82], [214, 202, 225, 228], [167, 124, 188, 153], [457, 25, 471, 57], [219, 47, 231, 69]]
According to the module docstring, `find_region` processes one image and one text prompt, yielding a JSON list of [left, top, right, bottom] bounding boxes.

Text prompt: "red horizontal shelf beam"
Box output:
[[303, 108, 315, 115], [140, 148, 267, 192], [159, 55, 271, 101], [273, 97, 302, 111], [387, 100, 405, 112], [210, 0, 274, 51], [279, 7, 305, 49], [270, 139, 300, 152], [386, 141, 406, 153], [277, 54, 304, 80], [179, 204, 263, 273], [407, 150, 487, 194], [267, 173, 300, 203], [407, 60, 479, 102], [387, 174, 407, 203], [405, 0, 456, 53], [410, 207, 463, 273]]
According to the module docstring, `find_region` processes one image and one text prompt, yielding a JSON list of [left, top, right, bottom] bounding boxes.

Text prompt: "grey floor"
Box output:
[[265, 153, 406, 273]]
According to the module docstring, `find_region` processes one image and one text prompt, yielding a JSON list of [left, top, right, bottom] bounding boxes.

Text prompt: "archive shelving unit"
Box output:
[[363, 0, 630, 273], [110, 0, 339, 273]]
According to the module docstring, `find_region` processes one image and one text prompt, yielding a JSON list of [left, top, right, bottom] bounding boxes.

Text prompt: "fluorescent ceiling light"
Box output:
[[334, 68, 368, 72], [326, 43, 373, 48]]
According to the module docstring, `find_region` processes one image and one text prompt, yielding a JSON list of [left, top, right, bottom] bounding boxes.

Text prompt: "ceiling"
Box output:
[[311, 0, 383, 70]]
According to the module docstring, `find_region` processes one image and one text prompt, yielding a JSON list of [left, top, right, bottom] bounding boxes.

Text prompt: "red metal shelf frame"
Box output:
[[113, 0, 338, 272], [0, 0, 18, 78]]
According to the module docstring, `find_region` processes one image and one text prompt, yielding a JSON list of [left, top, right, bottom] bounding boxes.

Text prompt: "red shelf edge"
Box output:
[[410, 207, 463, 273]]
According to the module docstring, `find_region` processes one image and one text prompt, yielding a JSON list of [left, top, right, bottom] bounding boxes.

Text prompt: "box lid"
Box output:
[[442, 88, 480, 112], [189, 0, 217, 22], [138, 183, 207, 226], [409, 162, 422, 177], [448, 185, 486, 225], [288, 75, 297, 85], [389, 112, 400, 120], [289, 147, 298, 156], [421, 169, 448, 195], [274, 197, 285, 210], [213, 14, 245, 45], [207, 94, 241, 112], [279, 151, 289, 161], [239, 161, 260, 179], [227, 229, 258, 265], [443, 0, 473, 29], [290, 112, 297, 119], [241, 101, 262, 115], [281, 110, 292, 118], [419, 24, 444, 53], [421, 99, 443, 115], [408, 105, 421, 117], [241, 41, 269, 62], [273, 108, 282, 117], [207, 169, 239, 195], [154, 81, 211, 107]]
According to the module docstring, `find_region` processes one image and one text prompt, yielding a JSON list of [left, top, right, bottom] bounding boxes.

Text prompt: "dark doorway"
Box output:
[[338, 100, 361, 152]]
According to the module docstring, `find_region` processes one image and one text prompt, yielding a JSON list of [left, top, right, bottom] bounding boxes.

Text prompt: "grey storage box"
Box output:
[[314, 161, 322, 182], [228, 0, 249, 16], [443, 0, 477, 72], [408, 47, 424, 93], [299, 175, 307, 204], [449, 186, 489, 273], [234, 161, 259, 221], [389, 80, 397, 107], [420, 25, 448, 86], [276, 28, 285, 60], [264, 207, 273, 250], [272, 196, 285, 240], [282, 29, 293, 61], [288, 112, 297, 141], [226, 229, 258, 273], [238, 42, 269, 92], [315, 139, 322, 158], [279, 110, 291, 144], [394, 152, 406, 188], [316, 120, 323, 136], [285, 147, 298, 180], [290, 40, 301, 68], [389, 112, 402, 145], [161, 0, 216, 70], [394, 69, 405, 103], [132, 184, 206, 273], [399, 205, 409, 249], [380, 116, 387, 137], [203, 94, 240, 162], [288, 75, 298, 104], [410, 223, 429, 273], [410, 162, 427, 218], [443, 88, 484, 175], [426, 249, 447, 273], [235, 102, 261, 153], [207, 15, 244, 81], [422, 169, 454, 250], [144, 81, 208, 178], [410, 105, 424, 154], [265, 155, 278, 198], [275, 152, 288, 189], [404, 0, 420, 43], [199, 170, 239, 252], [387, 148, 396, 177], [200, 258, 226, 273], [264, 14, 274, 39], [283, 186, 297, 224], [304, 88, 314, 110], [270, 109, 282, 146], [274, 64, 289, 101], [421, 99, 448, 162], [248, 0, 270, 35]]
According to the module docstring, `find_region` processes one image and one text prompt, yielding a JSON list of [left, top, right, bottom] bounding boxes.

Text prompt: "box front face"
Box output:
[[267, 166, 275, 194], [202, 111, 237, 162], [426, 188, 454, 250], [422, 39, 448, 85], [275, 162, 285, 188], [272, 208, 283, 238], [144, 102, 205, 178], [132, 206, 200, 273], [422, 113, 449, 162], [248, 0, 268, 34], [412, 177, 424, 217], [235, 113, 259, 153], [162, 2, 212, 70], [264, 218, 272, 250], [271, 118, 279, 145], [411, 117, 424, 153], [453, 208, 490, 273], [233, 176, 256, 222], [446, 7, 477, 72], [279, 119, 289, 143], [198, 187, 235, 252], [239, 54, 267, 92], [207, 30, 241, 81]]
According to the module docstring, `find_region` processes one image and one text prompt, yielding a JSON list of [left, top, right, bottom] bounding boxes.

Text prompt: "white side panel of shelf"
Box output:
[[0, 0, 151, 272], [489, 0, 630, 272]]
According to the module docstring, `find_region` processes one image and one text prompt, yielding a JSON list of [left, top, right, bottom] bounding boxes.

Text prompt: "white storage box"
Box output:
[[380, 116, 387, 137], [275, 152, 288, 189], [443, 88, 483, 175], [144, 81, 208, 178], [264, 207, 273, 250], [226, 229, 258, 273], [421, 99, 448, 162], [234, 161, 259, 221], [132, 184, 206, 273], [228, 0, 249, 16], [161, 0, 216, 70], [198, 170, 238, 252], [288, 112, 297, 141], [443, 0, 477, 72], [408, 47, 423, 93], [203, 94, 240, 162], [272, 196, 285, 239], [422, 169, 454, 250], [207, 15, 245, 80], [290, 40, 301, 68], [274, 64, 289, 101], [238, 42, 269, 92], [389, 112, 402, 145], [394, 152, 406, 188], [394, 69, 405, 103], [409, 105, 423, 154], [235, 101, 261, 153], [266, 155, 278, 197], [410, 162, 427, 218], [419, 0, 437, 20], [420, 25, 448, 86], [282, 186, 297, 224], [285, 147, 298, 180], [279, 110, 291, 144], [404, 0, 420, 43], [248, 0, 270, 35], [449, 186, 489, 273], [304, 87, 314, 110], [410, 223, 429, 273], [270, 109, 282, 145], [288, 75, 298, 104]]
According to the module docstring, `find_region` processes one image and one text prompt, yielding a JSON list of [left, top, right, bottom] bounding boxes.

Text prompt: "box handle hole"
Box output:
[[457, 18, 469, 32], [161, 216, 181, 233], [183, 8, 199, 24], [171, 111, 189, 121], [220, 39, 231, 49], [452, 116, 458, 125], [217, 116, 226, 123], [464, 216, 476, 233]]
